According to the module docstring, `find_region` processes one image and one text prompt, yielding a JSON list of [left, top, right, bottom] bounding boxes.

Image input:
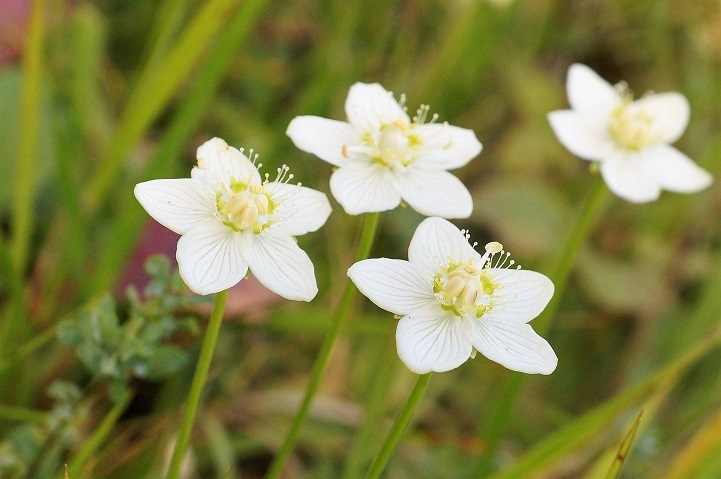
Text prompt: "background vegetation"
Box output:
[[2, 0, 721, 477]]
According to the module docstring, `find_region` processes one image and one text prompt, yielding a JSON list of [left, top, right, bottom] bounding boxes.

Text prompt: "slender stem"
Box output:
[[68, 390, 134, 478], [342, 331, 397, 479], [166, 289, 229, 479], [536, 174, 608, 334], [0, 404, 46, 423], [0, 324, 57, 374], [364, 373, 433, 479], [265, 212, 380, 479], [475, 175, 608, 476]]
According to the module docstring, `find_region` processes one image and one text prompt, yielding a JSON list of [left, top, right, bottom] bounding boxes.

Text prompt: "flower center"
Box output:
[[217, 183, 272, 233], [343, 103, 438, 172], [608, 101, 654, 151], [433, 242, 505, 318], [365, 120, 421, 171]]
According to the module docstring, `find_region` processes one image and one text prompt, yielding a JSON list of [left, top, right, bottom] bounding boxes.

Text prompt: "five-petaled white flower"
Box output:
[[286, 82, 482, 218], [348, 217, 557, 375], [548, 64, 712, 203], [134, 137, 332, 299]]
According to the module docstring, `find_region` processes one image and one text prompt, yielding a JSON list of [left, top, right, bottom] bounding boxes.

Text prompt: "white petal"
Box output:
[[176, 222, 248, 295], [329, 164, 401, 215], [633, 92, 689, 145], [412, 123, 482, 170], [348, 259, 436, 316], [648, 145, 713, 193], [567, 64, 623, 116], [408, 217, 478, 272], [264, 183, 332, 235], [396, 307, 472, 374], [482, 270, 554, 323], [193, 137, 261, 188], [547, 110, 616, 160], [134, 178, 216, 235], [394, 169, 473, 219], [244, 231, 318, 302], [345, 82, 410, 132], [286, 116, 361, 167], [464, 320, 557, 374], [600, 153, 661, 203]]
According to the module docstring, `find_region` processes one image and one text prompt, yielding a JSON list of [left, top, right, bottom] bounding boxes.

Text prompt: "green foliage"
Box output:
[[57, 255, 199, 402], [0, 381, 86, 479]]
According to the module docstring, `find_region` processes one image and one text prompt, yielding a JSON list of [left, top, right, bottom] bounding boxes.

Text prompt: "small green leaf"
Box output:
[[145, 254, 170, 281], [56, 320, 82, 346], [144, 345, 187, 380]]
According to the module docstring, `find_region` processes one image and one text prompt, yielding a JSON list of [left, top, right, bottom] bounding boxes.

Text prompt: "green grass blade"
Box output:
[[604, 410, 643, 479], [665, 404, 721, 479], [489, 325, 721, 479], [204, 414, 239, 479], [0, 0, 46, 404], [68, 390, 134, 479], [0, 242, 23, 314], [69, 4, 111, 148], [11, 0, 45, 275], [82, 0, 241, 212], [0, 404, 47, 423], [476, 175, 608, 475], [85, 0, 267, 297], [0, 324, 57, 374], [140, 0, 197, 72]]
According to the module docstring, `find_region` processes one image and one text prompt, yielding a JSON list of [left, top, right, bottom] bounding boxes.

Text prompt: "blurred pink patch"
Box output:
[[0, 0, 29, 65], [119, 220, 278, 318]]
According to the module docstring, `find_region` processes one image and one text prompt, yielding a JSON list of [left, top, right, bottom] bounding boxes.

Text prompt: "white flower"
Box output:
[[548, 63, 712, 203], [134, 137, 332, 299], [286, 82, 482, 218], [347, 217, 557, 374]]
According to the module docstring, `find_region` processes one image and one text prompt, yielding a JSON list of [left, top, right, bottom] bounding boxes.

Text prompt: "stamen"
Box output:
[[398, 93, 407, 111], [485, 242, 503, 254]]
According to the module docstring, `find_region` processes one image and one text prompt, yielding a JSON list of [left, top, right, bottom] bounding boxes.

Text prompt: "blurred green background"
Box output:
[[2, 0, 721, 477]]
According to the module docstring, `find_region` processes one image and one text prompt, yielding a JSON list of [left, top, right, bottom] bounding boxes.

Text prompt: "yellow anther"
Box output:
[[239, 203, 259, 225], [459, 284, 479, 306], [255, 193, 269, 216], [227, 193, 248, 215], [444, 276, 466, 298]]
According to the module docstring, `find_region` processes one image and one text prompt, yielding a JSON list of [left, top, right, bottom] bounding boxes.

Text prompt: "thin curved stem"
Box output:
[[68, 389, 134, 478], [475, 175, 608, 476], [166, 289, 229, 479], [342, 331, 397, 479], [537, 173, 609, 334], [265, 212, 380, 479], [364, 373, 433, 479]]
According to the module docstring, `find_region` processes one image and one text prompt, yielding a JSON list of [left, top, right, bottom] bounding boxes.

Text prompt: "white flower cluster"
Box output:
[[136, 68, 711, 375]]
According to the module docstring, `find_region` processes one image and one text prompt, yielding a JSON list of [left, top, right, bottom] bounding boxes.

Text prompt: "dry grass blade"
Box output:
[[604, 410, 643, 479]]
